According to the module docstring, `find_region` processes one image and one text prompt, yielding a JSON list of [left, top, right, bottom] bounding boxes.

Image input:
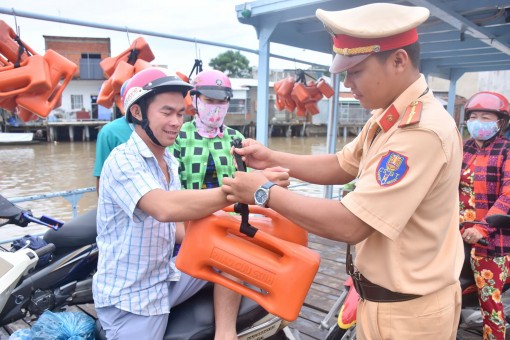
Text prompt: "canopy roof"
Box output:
[[236, 0, 510, 79]]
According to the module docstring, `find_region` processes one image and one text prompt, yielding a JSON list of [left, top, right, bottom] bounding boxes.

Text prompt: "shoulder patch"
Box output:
[[398, 101, 422, 128], [376, 151, 409, 186]]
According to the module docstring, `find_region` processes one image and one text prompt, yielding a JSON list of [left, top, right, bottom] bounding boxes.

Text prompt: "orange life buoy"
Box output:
[[316, 77, 335, 98], [16, 106, 38, 122], [97, 40, 155, 110], [16, 49, 77, 119], [99, 37, 154, 77], [183, 91, 196, 115], [176, 206, 320, 322], [0, 20, 36, 65], [274, 77, 296, 113], [0, 96, 16, 112], [97, 60, 134, 108], [0, 55, 51, 98]]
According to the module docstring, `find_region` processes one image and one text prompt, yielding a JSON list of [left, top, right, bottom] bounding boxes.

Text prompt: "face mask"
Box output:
[[194, 97, 229, 138], [466, 120, 499, 141]]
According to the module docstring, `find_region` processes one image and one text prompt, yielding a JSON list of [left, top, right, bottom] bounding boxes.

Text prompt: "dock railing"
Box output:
[[2, 183, 343, 245]]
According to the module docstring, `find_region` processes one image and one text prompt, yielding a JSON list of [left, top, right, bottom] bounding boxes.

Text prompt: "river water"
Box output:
[[0, 136, 352, 240]]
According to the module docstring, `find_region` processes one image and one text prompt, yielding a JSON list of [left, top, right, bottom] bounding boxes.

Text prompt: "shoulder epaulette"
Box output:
[[398, 101, 422, 128]]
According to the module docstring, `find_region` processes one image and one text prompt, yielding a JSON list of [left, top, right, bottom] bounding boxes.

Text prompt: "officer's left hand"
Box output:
[[262, 166, 290, 188]]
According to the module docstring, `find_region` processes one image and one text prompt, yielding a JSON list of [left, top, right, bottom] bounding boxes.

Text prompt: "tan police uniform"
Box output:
[[316, 3, 464, 339]]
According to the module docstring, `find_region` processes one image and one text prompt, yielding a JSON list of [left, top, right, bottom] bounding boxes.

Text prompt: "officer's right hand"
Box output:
[[233, 138, 273, 170]]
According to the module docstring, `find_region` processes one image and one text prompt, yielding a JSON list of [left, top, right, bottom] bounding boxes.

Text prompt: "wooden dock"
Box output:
[[4, 120, 108, 142]]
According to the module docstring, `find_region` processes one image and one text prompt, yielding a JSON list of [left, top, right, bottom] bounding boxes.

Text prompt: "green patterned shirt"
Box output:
[[169, 121, 245, 189]]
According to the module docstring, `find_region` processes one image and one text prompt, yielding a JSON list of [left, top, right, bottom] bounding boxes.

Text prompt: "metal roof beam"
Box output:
[[420, 40, 487, 53], [0, 7, 329, 69], [422, 51, 502, 59], [409, 0, 510, 55], [440, 0, 510, 12]]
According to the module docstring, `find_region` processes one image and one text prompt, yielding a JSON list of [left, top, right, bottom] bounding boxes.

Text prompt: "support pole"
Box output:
[[255, 18, 278, 146], [324, 73, 341, 199]]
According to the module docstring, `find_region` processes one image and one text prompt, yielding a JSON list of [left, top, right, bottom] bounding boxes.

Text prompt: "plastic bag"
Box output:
[[9, 328, 32, 340], [30, 311, 95, 340], [11, 235, 52, 267]]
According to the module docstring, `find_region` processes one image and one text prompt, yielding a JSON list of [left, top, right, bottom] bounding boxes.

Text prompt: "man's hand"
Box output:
[[222, 171, 268, 204]]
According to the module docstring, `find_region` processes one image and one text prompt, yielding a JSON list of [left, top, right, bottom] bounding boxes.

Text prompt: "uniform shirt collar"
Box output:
[[373, 74, 428, 132]]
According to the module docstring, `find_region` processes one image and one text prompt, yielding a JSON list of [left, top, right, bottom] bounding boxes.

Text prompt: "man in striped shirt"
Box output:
[[93, 67, 290, 340]]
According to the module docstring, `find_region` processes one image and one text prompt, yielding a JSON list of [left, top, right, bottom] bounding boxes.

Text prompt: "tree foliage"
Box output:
[[209, 50, 252, 78]]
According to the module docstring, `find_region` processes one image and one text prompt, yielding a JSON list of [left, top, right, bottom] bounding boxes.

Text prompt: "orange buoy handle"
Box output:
[[223, 204, 309, 246]]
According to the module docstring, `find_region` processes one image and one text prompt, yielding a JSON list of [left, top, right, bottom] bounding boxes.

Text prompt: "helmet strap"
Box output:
[[142, 119, 163, 147], [132, 99, 164, 147]]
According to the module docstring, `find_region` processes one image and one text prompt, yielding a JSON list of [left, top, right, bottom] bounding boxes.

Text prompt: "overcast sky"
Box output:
[[0, 0, 332, 74]]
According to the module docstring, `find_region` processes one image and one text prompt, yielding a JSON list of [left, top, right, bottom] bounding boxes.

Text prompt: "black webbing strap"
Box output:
[[231, 138, 258, 238], [13, 35, 30, 68]]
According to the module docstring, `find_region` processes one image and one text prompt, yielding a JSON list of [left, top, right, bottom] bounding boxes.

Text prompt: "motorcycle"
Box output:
[[319, 214, 510, 340], [0, 194, 97, 327], [0, 194, 295, 339]]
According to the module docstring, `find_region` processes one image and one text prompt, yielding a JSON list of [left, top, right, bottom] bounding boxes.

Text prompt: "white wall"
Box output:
[[60, 79, 103, 112], [428, 70, 510, 101], [478, 70, 510, 99]]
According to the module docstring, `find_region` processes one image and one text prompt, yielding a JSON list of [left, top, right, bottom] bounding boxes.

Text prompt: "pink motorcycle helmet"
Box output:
[[122, 67, 192, 123], [190, 70, 233, 101]]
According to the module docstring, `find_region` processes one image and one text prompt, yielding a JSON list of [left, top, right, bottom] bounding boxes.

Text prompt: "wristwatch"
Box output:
[[254, 181, 277, 207]]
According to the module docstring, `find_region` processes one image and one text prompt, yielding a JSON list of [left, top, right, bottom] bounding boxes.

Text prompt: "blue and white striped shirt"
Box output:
[[93, 132, 181, 316]]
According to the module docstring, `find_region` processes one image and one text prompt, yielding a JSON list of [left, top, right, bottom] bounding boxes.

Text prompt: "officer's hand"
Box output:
[[232, 138, 274, 170], [262, 167, 290, 188]]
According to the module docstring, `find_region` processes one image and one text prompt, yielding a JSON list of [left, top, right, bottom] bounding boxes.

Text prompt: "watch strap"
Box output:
[[261, 181, 277, 190]]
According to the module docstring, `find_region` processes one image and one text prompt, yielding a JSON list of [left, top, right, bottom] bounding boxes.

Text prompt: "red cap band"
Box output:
[[333, 28, 419, 55]]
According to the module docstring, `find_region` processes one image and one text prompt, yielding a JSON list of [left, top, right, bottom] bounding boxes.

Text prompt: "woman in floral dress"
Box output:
[[460, 91, 510, 339]]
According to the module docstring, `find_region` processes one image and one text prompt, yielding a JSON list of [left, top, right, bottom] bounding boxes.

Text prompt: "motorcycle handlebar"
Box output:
[[477, 238, 488, 246], [34, 243, 56, 259]]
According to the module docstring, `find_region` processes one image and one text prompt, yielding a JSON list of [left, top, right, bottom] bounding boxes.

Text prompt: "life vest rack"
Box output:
[[0, 20, 77, 122], [176, 205, 320, 322], [97, 37, 155, 111]]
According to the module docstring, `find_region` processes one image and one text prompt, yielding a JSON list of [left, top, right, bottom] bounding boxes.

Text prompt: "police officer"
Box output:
[[221, 3, 464, 339]]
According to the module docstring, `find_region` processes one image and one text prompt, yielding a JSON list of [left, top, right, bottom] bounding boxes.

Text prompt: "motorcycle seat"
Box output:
[[94, 283, 269, 340], [164, 283, 268, 339], [43, 208, 97, 249]]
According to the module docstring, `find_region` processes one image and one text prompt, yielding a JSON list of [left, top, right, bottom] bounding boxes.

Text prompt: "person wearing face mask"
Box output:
[[459, 91, 510, 339], [169, 69, 245, 190], [168, 70, 246, 336]]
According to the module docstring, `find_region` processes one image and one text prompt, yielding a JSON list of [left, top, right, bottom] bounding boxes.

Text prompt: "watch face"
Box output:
[[255, 188, 268, 205]]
